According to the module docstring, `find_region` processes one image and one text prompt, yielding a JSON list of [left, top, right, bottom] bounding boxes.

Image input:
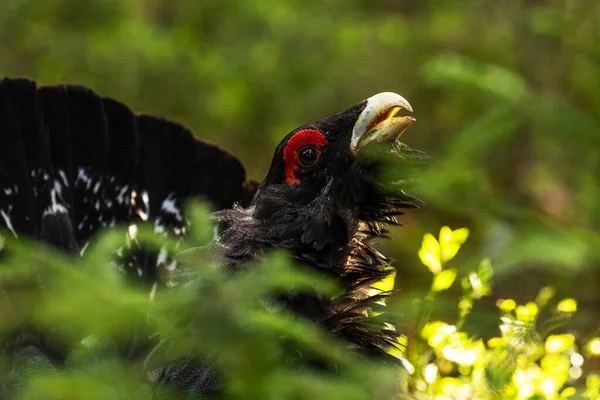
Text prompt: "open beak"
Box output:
[[350, 92, 415, 153]]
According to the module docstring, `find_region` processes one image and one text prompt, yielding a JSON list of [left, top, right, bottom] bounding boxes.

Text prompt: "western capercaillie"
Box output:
[[0, 77, 421, 396]]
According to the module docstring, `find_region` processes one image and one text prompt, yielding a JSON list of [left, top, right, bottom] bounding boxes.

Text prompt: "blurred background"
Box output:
[[1, 0, 598, 362]]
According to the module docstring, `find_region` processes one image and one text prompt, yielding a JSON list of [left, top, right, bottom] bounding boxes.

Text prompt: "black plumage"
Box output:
[[0, 77, 253, 277], [0, 77, 421, 397], [215, 102, 420, 360]]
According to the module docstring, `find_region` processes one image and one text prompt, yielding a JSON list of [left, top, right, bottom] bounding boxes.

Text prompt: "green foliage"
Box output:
[[0, 204, 400, 399], [0, 0, 599, 398], [398, 227, 600, 399]]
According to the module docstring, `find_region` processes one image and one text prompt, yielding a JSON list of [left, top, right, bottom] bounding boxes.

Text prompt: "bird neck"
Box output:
[[216, 199, 357, 275]]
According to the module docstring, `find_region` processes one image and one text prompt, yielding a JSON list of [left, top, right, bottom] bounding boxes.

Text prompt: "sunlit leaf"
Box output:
[[439, 226, 453, 247], [497, 298, 516, 312], [419, 233, 442, 273], [587, 337, 600, 356], [432, 268, 457, 292], [485, 349, 517, 396], [487, 337, 505, 348], [438, 226, 469, 263], [450, 227, 470, 244], [536, 287, 555, 307], [458, 296, 472, 319], [556, 298, 577, 313], [545, 334, 575, 354], [423, 363, 438, 383], [467, 272, 485, 298], [559, 387, 576, 398], [539, 378, 557, 397], [515, 302, 538, 323], [473, 258, 493, 297], [371, 267, 396, 293], [440, 243, 461, 264], [422, 322, 456, 348], [541, 354, 570, 388], [585, 374, 600, 399]]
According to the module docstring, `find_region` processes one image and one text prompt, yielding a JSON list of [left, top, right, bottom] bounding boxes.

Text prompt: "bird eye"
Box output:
[[297, 146, 320, 167]]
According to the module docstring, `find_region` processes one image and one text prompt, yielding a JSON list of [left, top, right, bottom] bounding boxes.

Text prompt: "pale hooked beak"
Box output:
[[350, 92, 415, 153]]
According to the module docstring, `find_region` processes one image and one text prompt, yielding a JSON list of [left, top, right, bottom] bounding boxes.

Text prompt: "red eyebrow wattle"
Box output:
[[283, 129, 327, 184]]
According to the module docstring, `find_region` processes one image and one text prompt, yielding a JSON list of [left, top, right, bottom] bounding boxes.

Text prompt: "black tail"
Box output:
[[0, 77, 257, 276]]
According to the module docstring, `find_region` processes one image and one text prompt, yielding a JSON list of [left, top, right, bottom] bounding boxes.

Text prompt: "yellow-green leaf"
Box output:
[[536, 286, 555, 307], [433, 268, 457, 292], [439, 226, 470, 263], [471, 258, 493, 298], [451, 227, 470, 244], [441, 242, 461, 264], [496, 298, 516, 312], [371, 267, 396, 292], [439, 226, 454, 247], [560, 387, 576, 398], [487, 337, 505, 348], [587, 337, 600, 356], [421, 321, 456, 348], [419, 233, 441, 273], [556, 298, 577, 313], [515, 303, 538, 323], [545, 334, 575, 354], [423, 233, 441, 255], [586, 374, 600, 399]]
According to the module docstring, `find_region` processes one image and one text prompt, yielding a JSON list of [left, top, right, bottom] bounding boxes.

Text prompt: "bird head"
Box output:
[[219, 92, 418, 271], [262, 92, 414, 188]]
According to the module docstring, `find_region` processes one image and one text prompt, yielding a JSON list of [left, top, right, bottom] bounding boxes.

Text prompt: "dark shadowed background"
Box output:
[[1, 0, 599, 382]]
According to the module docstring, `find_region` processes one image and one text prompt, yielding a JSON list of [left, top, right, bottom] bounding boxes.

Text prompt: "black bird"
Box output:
[[0, 77, 419, 396]]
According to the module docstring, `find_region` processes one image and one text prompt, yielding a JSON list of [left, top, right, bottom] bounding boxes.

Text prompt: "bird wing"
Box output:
[[0, 77, 256, 261]]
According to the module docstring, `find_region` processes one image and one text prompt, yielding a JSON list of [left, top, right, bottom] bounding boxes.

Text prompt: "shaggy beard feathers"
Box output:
[[315, 147, 427, 359], [155, 147, 427, 395], [217, 147, 425, 360], [327, 192, 421, 360]]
